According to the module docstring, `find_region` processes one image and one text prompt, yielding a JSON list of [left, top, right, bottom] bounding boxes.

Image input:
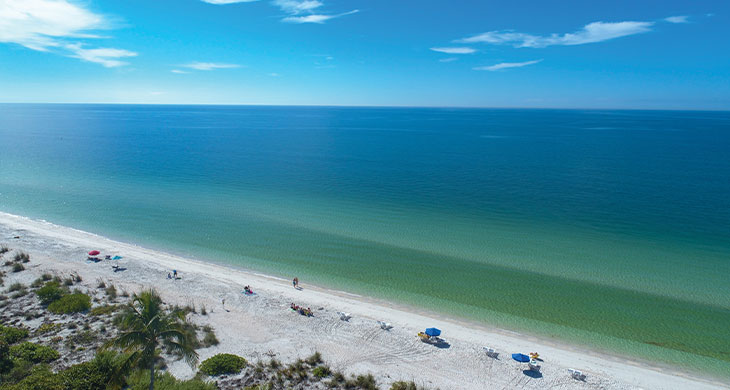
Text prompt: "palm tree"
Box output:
[[108, 289, 199, 390]]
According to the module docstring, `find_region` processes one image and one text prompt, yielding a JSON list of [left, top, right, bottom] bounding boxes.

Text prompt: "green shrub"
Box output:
[[201, 326, 219, 347], [13, 252, 30, 263], [48, 293, 90, 314], [390, 381, 419, 390], [105, 284, 117, 299], [12, 263, 25, 272], [36, 282, 66, 305], [0, 245, 9, 254], [65, 330, 97, 346], [90, 304, 118, 316], [346, 374, 378, 390], [10, 342, 60, 363], [305, 351, 322, 366], [36, 323, 61, 335], [312, 365, 331, 378], [0, 325, 29, 344], [198, 353, 247, 376], [4, 365, 63, 390], [63, 278, 74, 286], [127, 370, 217, 390], [60, 351, 125, 390]]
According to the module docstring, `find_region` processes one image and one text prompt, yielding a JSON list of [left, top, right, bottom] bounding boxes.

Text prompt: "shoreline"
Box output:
[[1, 210, 727, 390]]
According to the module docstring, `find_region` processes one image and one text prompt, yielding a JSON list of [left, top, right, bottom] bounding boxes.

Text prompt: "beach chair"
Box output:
[[568, 369, 585, 380], [528, 359, 541, 372], [483, 347, 499, 358], [377, 321, 392, 330]]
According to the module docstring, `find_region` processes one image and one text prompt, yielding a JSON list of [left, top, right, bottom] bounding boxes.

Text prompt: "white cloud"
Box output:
[[474, 59, 542, 71], [439, 57, 458, 63], [664, 15, 689, 24], [458, 21, 653, 48], [283, 9, 358, 24], [273, 0, 357, 24], [273, 0, 322, 14], [171, 69, 189, 74], [66, 43, 137, 67], [0, 0, 135, 66], [181, 62, 240, 70], [202, 0, 258, 3], [268, 72, 280, 76], [430, 47, 476, 54]]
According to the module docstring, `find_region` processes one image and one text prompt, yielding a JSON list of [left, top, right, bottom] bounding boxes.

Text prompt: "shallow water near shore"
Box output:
[[1, 104, 729, 377]]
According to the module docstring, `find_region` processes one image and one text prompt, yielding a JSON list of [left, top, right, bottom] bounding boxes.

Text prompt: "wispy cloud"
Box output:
[[282, 9, 358, 24], [201, 0, 258, 3], [0, 0, 135, 67], [458, 21, 653, 48], [664, 15, 689, 24], [474, 59, 542, 71], [66, 44, 137, 67], [439, 57, 458, 63], [273, 0, 358, 23], [430, 47, 476, 54], [273, 0, 322, 14], [181, 62, 240, 70], [171, 69, 190, 74]]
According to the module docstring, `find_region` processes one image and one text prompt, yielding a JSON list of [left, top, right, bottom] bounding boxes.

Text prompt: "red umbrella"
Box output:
[[88, 250, 100, 256]]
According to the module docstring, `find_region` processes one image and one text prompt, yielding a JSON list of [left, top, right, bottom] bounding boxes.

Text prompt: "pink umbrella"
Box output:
[[88, 250, 100, 256]]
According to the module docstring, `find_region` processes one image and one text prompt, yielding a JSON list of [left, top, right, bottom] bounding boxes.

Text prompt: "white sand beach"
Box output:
[[0, 211, 726, 390]]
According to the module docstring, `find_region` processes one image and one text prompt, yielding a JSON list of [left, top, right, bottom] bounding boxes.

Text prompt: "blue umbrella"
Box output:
[[512, 353, 530, 363], [425, 328, 441, 337], [112, 256, 123, 260]]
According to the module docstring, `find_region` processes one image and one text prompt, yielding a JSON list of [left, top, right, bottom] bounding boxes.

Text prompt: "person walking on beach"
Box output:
[[173, 269, 178, 279], [293, 277, 299, 289]]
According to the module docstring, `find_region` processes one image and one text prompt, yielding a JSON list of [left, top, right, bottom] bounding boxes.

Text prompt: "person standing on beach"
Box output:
[[293, 277, 299, 288]]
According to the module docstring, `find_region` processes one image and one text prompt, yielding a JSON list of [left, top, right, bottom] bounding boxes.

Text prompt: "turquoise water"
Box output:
[[1, 104, 729, 376]]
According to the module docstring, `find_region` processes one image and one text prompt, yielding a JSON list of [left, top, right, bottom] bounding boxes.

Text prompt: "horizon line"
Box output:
[[0, 102, 728, 113]]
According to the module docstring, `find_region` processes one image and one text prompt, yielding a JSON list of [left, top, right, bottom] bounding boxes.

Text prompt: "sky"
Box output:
[[0, 0, 729, 109]]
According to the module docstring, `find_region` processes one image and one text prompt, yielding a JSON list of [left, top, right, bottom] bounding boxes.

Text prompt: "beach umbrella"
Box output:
[[88, 250, 100, 256], [512, 353, 530, 363], [112, 256, 122, 260], [425, 328, 441, 337]]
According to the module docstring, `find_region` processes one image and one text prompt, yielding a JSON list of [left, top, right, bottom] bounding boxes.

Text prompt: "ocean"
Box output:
[[1, 104, 729, 376]]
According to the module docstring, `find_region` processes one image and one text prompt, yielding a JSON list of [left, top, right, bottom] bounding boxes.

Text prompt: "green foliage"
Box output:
[[59, 351, 126, 390], [0, 245, 8, 254], [390, 381, 419, 390], [126, 370, 217, 390], [36, 323, 61, 335], [2, 365, 63, 390], [109, 289, 199, 389], [9, 342, 60, 363], [312, 365, 331, 378], [198, 353, 246, 376], [65, 330, 97, 347], [62, 278, 74, 287], [7, 283, 25, 293], [48, 293, 91, 314], [201, 326, 218, 348], [13, 252, 30, 263], [11, 263, 25, 273], [90, 304, 118, 316], [0, 325, 29, 344], [305, 351, 322, 366], [345, 374, 378, 390], [105, 285, 117, 300], [35, 282, 66, 305]]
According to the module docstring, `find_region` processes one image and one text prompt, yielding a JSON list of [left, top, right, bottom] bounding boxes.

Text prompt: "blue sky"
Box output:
[[0, 0, 728, 109]]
